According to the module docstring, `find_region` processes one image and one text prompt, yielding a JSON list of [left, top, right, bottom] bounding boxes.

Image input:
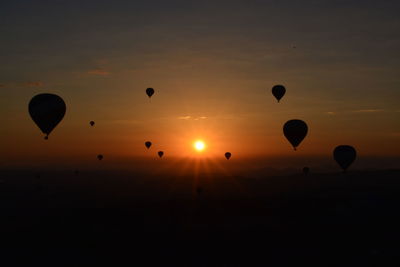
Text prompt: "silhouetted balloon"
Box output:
[[90, 121, 95, 127], [333, 145, 357, 172], [303, 167, 310, 175], [145, 141, 152, 149], [283, 119, 308, 150], [225, 152, 232, 160], [29, 93, 66, 139], [146, 88, 155, 98], [97, 154, 104, 161], [158, 151, 164, 158], [272, 85, 286, 102], [74, 170, 79, 176], [196, 186, 203, 195]]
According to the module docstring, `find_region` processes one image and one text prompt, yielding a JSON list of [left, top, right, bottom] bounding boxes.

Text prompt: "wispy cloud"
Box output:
[[23, 81, 43, 87], [0, 81, 43, 88], [87, 69, 110, 76], [389, 132, 400, 137], [353, 109, 384, 113], [178, 116, 192, 120], [178, 115, 207, 120], [110, 119, 141, 124], [325, 111, 335, 115]]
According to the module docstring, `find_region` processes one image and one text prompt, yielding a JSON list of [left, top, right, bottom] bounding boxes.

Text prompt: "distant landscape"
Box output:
[[1, 168, 399, 266]]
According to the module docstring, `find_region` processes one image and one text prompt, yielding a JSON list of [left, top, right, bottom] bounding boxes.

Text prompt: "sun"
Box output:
[[194, 140, 206, 152]]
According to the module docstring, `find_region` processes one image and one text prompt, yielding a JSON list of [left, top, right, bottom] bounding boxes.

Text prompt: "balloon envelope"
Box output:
[[145, 141, 152, 149], [158, 151, 164, 158], [303, 167, 310, 175], [29, 93, 66, 139], [225, 152, 232, 160], [146, 88, 155, 98], [97, 154, 104, 161], [196, 186, 203, 195], [333, 145, 356, 171], [272, 85, 286, 102], [283, 119, 308, 150], [90, 121, 95, 126]]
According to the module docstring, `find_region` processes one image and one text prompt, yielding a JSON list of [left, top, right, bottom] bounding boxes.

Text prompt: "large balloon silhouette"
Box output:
[[272, 85, 286, 102], [90, 121, 95, 127], [333, 145, 356, 172], [225, 152, 232, 160], [158, 151, 164, 158], [145, 141, 152, 149], [146, 88, 155, 98], [283, 119, 308, 150], [29, 93, 66, 139], [97, 154, 104, 161]]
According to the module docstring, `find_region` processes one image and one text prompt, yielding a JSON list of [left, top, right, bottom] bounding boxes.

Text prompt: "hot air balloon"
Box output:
[[272, 85, 286, 102], [283, 119, 308, 151], [145, 141, 152, 149], [97, 154, 104, 161], [303, 167, 310, 175], [333, 145, 356, 172], [29, 93, 66, 139], [146, 88, 155, 98], [158, 151, 164, 158], [225, 152, 232, 160], [196, 186, 203, 195], [74, 170, 79, 176], [90, 121, 95, 127]]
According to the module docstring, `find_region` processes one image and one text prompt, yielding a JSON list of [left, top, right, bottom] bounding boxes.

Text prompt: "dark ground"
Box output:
[[0, 169, 399, 266]]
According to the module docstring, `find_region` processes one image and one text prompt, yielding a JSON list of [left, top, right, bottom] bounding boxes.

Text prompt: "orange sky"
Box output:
[[0, 1, 399, 169]]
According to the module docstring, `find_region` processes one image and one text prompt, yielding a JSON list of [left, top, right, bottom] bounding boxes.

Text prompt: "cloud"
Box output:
[[325, 111, 335, 115], [178, 116, 192, 120], [178, 116, 208, 120], [87, 69, 110, 76], [23, 81, 43, 87], [353, 109, 384, 113], [0, 81, 43, 88], [110, 119, 141, 124]]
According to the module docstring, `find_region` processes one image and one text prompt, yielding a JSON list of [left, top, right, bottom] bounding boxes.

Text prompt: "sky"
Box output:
[[0, 0, 399, 169]]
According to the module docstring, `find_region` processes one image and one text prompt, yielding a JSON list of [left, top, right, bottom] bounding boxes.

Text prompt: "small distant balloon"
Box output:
[[90, 121, 95, 127], [145, 141, 152, 149], [97, 154, 104, 161], [29, 93, 66, 140], [146, 88, 155, 98], [158, 151, 164, 158], [74, 170, 79, 176], [225, 152, 232, 160], [272, 85, 286, 102], [303, 167, 310, 175], [333, 145, 357, 172], [196, 186, 203, 195], [283, 119, 308, 151]]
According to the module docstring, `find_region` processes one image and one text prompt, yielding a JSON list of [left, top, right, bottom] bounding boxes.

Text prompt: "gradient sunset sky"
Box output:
[[1, 1, 399, 168]]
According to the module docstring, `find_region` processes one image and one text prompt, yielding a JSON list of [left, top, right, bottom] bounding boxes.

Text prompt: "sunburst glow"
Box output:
[[194, 140, 206, 152]]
